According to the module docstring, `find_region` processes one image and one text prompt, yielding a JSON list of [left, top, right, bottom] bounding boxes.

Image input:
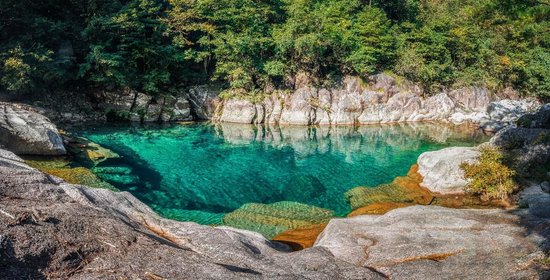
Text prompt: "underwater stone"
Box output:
[[223, 201, 333, 238], [345, 165, 433, 210]]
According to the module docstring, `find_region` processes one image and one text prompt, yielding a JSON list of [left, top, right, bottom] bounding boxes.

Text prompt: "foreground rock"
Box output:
[[0, 103, 66, 155], [316, 206, 549, 280], [0, 149, 382, 279], [417, 146, 480, 195]]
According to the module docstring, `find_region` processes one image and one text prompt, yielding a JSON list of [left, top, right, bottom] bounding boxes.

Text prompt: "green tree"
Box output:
[[273, 0, 394, 82], [79, 0, 178, 94]]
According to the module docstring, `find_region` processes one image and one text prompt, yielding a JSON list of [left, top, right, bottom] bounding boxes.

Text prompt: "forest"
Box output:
[[0, 0, 548, 100]]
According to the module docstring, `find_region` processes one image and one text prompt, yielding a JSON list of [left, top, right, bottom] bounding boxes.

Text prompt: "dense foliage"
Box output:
[[460, 146, 516, 201], [1, 0, 548, 99]]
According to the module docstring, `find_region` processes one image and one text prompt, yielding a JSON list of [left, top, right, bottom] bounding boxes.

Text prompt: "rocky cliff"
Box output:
[[19, 74, 540, 132], [213, 75, 540, 132]]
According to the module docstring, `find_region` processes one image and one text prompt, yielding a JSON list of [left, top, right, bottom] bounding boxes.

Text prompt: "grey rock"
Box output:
[[447, 87, 491, 112], [279, 87, 317, 125], [100, 88, 136, 112], [171, 96, 192, 121], [417, 146, 480, 194], [490, 126, 548, 149], [188, 85, 221, 120], [518, 184, 550, 219], [487, 99, 540, 124], [315, 206, 548, 280], [0, 103, 66, 155], [541, 182, 550, 194], [216, 76, 539, 130], [517, 103, 550, 129], [144, 99, 163, 123], [220, 99, 257, 123], [0, 150, 382, 280]]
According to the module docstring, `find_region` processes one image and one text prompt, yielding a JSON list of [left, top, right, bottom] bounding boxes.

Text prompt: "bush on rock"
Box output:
[[460, 146, 516, 200]]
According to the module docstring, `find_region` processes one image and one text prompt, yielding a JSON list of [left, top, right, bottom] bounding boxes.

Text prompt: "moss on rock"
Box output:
[[25, 157, 118, 191], [345, 164, 433, 210], [223, 201, 333, 238]]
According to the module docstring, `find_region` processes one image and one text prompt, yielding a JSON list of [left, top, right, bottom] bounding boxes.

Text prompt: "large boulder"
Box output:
[[171, 95, 192, 121], [447, 87, 491, 112], [417, 147, 480, 194], [279, 87, 317, 125], [517, 104, 550, 129], [0, 103, 66, 155], [315, 206, 548, 280]]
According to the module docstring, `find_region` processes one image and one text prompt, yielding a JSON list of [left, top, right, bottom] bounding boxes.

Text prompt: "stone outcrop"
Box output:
[[417, 146, 480, 195], [0, 103, 66, 155], [94, 89, 193, 123], [213, 75, 540, 131], [491, 104, 550, 175], [315, 206, 549, 280], [18, 74, 539, 127], [188, 85, 221, 120]]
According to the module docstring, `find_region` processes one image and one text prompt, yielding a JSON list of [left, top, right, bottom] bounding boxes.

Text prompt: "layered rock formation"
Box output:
[[0, 102, 66, 155], [20, 74, 539, 129], [214, 75, 540, 130]]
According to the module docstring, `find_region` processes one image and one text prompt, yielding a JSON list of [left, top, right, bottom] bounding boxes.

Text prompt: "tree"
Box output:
[[79, 0, 178, 94]]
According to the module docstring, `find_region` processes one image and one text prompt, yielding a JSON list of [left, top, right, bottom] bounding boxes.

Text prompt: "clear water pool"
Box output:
[[73, 122, 488, 224]]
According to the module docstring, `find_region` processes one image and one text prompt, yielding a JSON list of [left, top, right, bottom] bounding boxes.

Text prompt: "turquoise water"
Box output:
[[74, 122, 488, 224]]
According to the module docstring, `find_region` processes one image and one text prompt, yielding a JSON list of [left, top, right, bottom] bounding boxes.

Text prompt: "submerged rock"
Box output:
[[345, 165, 433, 210], [417, 146, 480, 195], [272, 223, 328, 251], [223, 201, 334, 239], [0, 102, 66, 155]]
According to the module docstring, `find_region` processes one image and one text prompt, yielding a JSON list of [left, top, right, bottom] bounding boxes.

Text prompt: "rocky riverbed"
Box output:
[[0, 93, 549, 279], [1, 148, 549, 279]]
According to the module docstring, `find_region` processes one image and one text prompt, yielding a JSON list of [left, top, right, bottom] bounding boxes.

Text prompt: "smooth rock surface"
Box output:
[[0, 149, 382, 279], [417, 147, 480, 194], [315, 206, 549, 280], [0, 103, 66, 155]]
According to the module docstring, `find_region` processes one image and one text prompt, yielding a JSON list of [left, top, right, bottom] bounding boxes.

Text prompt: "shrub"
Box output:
[[460, 146, 516, 201]]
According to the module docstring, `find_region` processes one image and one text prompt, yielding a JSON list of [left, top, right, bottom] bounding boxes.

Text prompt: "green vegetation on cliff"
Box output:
[[1, 0, 548, 99]]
